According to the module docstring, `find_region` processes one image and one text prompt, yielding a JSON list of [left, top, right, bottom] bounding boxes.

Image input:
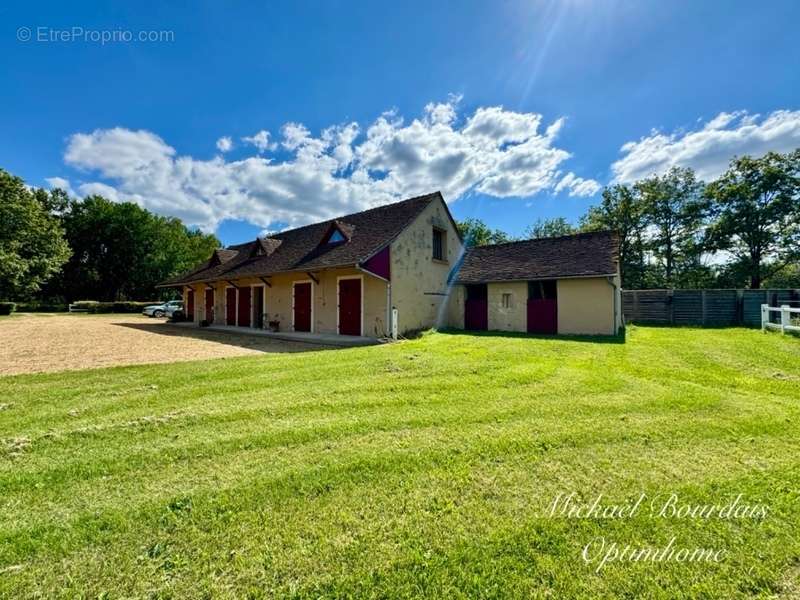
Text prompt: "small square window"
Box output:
[[501, 293, 512, 309]]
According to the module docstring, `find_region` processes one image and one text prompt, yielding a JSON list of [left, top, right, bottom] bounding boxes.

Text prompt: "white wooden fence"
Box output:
[[761, 304, 800, 335]]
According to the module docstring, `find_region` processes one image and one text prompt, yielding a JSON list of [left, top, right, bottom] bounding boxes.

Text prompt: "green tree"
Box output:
[[763, 262, 800, 288], [580, 184, 647, 288], [51, 195, 219, 301], [705, 150, 800, 289], [0, 169, 70, 300], [635, 167, 707, 287], [456, 218, 511, 247], [524, 217, 576, 239]]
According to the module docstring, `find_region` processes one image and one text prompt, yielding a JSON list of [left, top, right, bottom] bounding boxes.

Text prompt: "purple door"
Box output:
[[465, 284, 488, 331], [527, 280, 558, 334], [294, 282, 312, 332], [527, 299, 557, 334], [338, 278, 361, 335], [226, 288, 236, 325], [237, 286, 251, 327]]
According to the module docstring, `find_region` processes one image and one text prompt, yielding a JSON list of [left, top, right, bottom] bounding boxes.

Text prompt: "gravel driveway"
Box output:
[[0, 314, 326, 376]]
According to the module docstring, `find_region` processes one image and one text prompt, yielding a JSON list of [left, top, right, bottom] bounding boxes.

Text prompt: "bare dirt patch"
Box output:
[[0, 314, 326, 376]]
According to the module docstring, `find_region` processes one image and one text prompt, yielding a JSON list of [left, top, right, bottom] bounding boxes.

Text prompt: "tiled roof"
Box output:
[[454, 231, 619, 284], [158, 192, 440, 287]]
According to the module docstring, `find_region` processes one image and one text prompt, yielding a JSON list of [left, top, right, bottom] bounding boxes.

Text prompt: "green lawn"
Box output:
[[1, 327, 799, 598]]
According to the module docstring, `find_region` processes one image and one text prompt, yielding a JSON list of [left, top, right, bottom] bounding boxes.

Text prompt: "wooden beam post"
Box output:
[[259, 277, 272, 288], [306, 272, 319, 285]]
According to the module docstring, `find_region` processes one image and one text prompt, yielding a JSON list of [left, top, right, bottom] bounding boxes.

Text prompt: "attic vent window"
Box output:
[[327, 229, 346, 244]]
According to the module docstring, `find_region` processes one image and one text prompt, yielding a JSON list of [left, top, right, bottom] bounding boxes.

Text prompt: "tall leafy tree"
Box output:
[[51, 195, 219, 301], [705, 150, 800, 289], [457, 218, 511, 247], [524, 217, 576, 239], [0, 169, 70, 300], [635, 167, 707, 287], [580, 184, 647, 288]]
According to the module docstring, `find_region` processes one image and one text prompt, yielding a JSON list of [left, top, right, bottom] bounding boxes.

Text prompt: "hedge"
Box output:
[[6, 300, 168, 314], [14, 303, 69, 312], [0, 302, 16, 315], [69, 301, 161, 313]]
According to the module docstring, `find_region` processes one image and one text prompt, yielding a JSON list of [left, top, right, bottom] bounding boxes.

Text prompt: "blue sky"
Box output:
[[2, 0, 799, 246]]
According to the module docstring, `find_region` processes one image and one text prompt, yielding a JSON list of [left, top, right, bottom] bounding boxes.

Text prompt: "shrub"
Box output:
[[15, 303, 69, 312], [0, 302, 16, 315]]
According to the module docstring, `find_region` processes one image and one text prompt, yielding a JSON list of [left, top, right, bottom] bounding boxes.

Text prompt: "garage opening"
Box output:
[[204, 288, 214, 323], [253, 286, 264, 329], [186, 289, 195, 320], [465, 284, 488, 331], [527, 280, 557, 334]]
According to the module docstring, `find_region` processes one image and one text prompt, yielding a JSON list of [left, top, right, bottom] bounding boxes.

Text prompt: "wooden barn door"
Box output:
[[338, 278, 362, 336], [226, 288, 236, 325], [527, 280, 558, 334], [293, 282, 312, 332], [204, 288, 214, 323], [237, 286, 251, 327], [464, 284, 488, 331]]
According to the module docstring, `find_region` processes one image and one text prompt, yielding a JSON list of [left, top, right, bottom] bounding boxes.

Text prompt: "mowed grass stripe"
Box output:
[[0, 326, 798, 597]]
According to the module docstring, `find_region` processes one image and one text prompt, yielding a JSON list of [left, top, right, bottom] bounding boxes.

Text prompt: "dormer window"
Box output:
[[328, 229, 346, 244], [317, 220, 353, 250]]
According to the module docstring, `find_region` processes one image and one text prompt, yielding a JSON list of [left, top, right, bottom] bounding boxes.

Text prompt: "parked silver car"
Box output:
[[142, 300, 183, 318]]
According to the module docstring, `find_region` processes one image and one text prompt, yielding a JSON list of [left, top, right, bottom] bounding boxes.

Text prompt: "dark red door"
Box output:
[[226, 288, 236, 325], [338, 278, 361, 335], [186, 289, 195, 320], [205, 289, 214, 323], [294, 282, 312, 332], [464, 284, 488, 331], [527, 299, 558, 334], [237, 286, 251, 327], [527, 280, 558, 334]]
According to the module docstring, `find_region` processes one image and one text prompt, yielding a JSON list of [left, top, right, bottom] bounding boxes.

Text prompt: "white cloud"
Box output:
[[77, 181, 140, 204], [216, 136, 233, 153], [242, 130, 276, 153], [60, 99, 598, 232], [45, 176, 75, 197], [555, 172, 601, 197], [612, 109, 800, 183]]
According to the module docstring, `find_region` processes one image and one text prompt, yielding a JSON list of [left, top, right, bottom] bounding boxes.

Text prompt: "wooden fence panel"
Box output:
[[704, 290, 738, 325], [632, 290, 671, 324], [622, 288, 800, 326], [672, 290, 703, 325], [742, 290, 767, 326]]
